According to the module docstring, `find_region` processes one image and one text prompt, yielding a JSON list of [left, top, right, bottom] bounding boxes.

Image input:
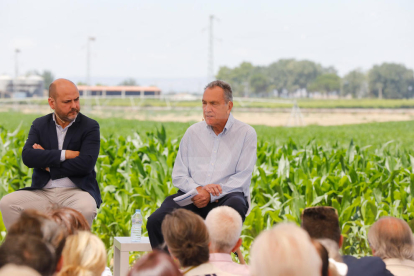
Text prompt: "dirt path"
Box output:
[[2, 105, 414, 126], [100, 109, 414, 126]]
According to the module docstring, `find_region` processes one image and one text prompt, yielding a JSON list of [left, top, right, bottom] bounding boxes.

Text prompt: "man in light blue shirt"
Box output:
[[147, 80, 257, 249]]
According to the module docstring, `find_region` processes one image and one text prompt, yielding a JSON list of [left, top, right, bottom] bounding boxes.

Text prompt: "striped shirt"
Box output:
[[172, 113, 257, 202]]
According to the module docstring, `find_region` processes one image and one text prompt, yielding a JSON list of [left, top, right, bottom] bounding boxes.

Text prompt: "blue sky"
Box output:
[[1, 0, 413, 85]]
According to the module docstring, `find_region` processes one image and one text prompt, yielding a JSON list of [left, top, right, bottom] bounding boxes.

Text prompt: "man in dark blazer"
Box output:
[[301, 207, 394, 276], [0, 79, 101, 230]]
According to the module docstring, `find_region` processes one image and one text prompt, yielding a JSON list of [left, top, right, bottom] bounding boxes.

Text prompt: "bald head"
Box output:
[[49, 79, 78, 99], [47, 78, 80, 124], [368, 217, 414, 260]]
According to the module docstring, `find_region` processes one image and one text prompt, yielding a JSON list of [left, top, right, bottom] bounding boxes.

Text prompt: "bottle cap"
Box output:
[[136, 209, 140, 213]]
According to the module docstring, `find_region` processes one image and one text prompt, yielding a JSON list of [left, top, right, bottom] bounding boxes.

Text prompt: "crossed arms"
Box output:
[[22, 120, 100, 179]]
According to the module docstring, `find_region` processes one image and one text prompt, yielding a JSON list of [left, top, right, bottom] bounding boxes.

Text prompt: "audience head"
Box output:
[[301, 207, 342, 247], [127, 250, 183, 276], [368, 216, 414, 260], [205, 206, 243, 254], [161, 209, 209, 267], [47, 206, 90, 235], [0, 234, 55, 276], [7, 209, 67, 272], [58, 231, 106, 276], [250, 223, 321, 276]]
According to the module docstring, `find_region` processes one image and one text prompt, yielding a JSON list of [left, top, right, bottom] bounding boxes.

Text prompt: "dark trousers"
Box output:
[[147, 191, 249, 249]]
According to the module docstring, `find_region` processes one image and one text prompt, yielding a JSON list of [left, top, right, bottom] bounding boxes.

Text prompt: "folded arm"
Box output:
[[49, 122, 100, 179], [22, 122, 61, 169]]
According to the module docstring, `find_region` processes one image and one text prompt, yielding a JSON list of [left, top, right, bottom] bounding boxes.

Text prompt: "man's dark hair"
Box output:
[[0, 234, 56, 276], [204, 80, 233, 103], [301, 207, 341, 245], [7, 209, 67, 272]]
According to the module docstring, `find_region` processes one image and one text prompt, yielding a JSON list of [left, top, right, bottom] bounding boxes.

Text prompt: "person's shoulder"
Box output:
[[343, 255, 391, 276], [77, 113, 99, 127], [33, 113, 53, 124], [186, 121, 207, 135], [231, 117, 256, 139]]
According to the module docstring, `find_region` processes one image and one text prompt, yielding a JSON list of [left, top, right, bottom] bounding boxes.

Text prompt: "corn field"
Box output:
[[1, 122, 414, 264]]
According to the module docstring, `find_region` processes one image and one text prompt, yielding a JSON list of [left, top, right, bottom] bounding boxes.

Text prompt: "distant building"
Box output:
[[170, 93, 198, 101], [0, 75, 44, 98], [77, 85, 161, 97]]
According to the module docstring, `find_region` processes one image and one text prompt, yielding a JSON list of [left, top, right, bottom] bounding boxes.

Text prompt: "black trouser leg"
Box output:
[[146, 191, 248, 249], [147, 191, 203, 249]]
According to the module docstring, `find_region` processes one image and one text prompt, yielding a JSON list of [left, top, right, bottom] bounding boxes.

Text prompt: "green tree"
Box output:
[[216, 62, 255, 96], [77, 81, 87, 86], [217, 59, 337, 97], [41, 70, 54, 89], [308, 74, 341, 94], [368, 63, 414, 99], [249, 71, 269, 96], [25, 69, 55, 88], [119, 78, 138, 86], [342, 69, 367, 98]]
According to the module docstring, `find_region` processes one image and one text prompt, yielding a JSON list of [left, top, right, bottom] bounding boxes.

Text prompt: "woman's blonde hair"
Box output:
[[58, 231, 106, 276]]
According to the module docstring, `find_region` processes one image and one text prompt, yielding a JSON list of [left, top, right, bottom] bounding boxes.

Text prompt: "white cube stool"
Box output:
[[113, 237, 152, 276]]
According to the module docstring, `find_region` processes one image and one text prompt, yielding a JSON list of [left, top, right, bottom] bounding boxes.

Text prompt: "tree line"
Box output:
[[216, 59, 414, 99]]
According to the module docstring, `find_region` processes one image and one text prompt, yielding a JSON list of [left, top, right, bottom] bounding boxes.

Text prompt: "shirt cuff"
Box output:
[[210, 193, 223, 202], [60, 150, 66, 162]]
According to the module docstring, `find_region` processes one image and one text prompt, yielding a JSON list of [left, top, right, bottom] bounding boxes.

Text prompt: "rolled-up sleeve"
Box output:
[[172, 131, 200, 193], [210, 127, 257, 202]]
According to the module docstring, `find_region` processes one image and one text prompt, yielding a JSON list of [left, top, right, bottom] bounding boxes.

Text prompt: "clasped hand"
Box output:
[[32, 143, 80, 172], [191, 184, 222, 208]]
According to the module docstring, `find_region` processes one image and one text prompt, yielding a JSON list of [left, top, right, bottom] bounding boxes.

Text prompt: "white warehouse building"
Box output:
[[0, 75, 45, 98]]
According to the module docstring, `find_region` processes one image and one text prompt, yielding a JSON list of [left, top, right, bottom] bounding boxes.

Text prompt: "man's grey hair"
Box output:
[[204, 80, 233, 103], [205, 206, 242, 253], [368, 217, 414, 260], [250, 223, 321, 276]]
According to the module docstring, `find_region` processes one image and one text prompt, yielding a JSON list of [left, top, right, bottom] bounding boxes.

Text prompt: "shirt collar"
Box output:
[[205, 113, 234, 135], [53, 113, 77, 129], [209, 253, 233, 262]]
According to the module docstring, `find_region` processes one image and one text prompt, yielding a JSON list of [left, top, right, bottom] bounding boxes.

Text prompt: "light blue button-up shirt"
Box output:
[[172, 113, 257, 202]]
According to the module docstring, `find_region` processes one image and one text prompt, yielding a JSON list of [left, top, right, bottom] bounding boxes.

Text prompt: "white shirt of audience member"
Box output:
[[181, 262, 237, 276], [383, 258, 414, 276]]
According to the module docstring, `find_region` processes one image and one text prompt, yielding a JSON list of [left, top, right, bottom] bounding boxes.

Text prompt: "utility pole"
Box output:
[[86, 37, 95, 96], [208, 15, 214, 82], [15, 49, 20, 77]]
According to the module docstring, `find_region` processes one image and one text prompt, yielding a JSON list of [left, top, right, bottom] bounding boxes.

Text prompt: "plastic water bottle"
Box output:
[[131, 209, 142, 242]]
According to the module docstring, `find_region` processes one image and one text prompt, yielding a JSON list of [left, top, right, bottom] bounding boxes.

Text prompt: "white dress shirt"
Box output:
[[172, 113, 257, 203]]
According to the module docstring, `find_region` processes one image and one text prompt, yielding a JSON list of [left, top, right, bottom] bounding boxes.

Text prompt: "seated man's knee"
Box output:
[[147, 213, 159, 230], [0, 193, 15, 212], [74, 197, 97, 225]]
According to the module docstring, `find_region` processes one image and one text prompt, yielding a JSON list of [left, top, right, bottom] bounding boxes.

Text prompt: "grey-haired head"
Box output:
[[204, 80, 233, 103]]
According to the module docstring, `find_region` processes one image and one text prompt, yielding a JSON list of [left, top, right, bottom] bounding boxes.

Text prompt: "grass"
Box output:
[[1, 112, 414, 150], [2, 111, 414, 263]]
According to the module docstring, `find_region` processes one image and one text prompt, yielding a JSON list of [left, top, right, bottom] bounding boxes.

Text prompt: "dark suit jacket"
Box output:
[[22, 112, 102, 208], [343, 255, 394, 276]]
